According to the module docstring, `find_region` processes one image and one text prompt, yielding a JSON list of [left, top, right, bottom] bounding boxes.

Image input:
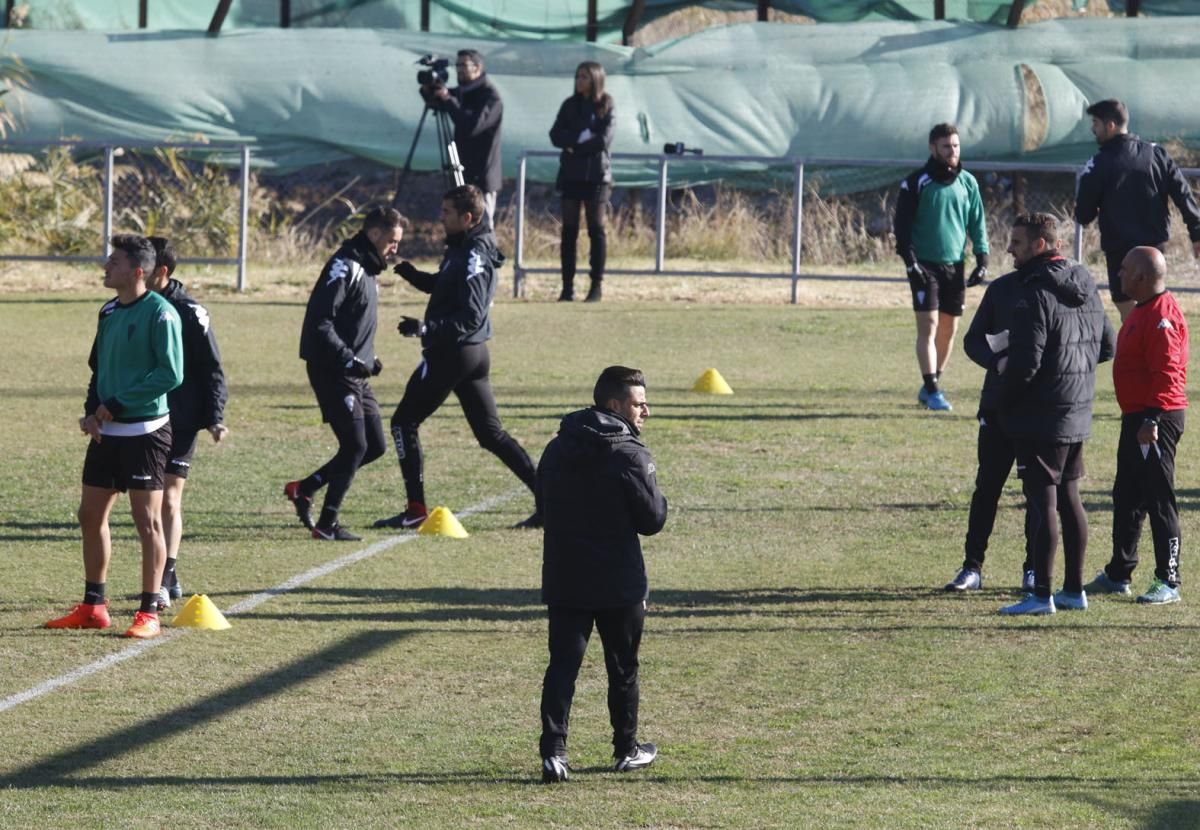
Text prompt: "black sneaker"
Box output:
[[614, 741, 657, 772], [943, 568, 982, 592], [512, 511, 542, 529], [284, 481, 314, 530], [373, 505, 428, 529], [541, 755, 569, 784], [312, 523, 362, 542]]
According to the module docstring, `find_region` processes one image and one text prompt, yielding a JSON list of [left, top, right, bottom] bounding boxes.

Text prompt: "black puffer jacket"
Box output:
[[999, 254, 1116, 444], [425, 75, 503, 194], [538, 407, 668, 609], [158, 279, 227, 434], [549, 94, 615, 189], [963, 270, 1024, 415]]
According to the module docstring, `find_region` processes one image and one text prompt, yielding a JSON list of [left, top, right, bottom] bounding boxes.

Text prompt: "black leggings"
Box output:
[[389, 342, 536, 506], [1025, 478, 1089, 599], [304, 368, 387, 517], [561, 190, 609, 285]]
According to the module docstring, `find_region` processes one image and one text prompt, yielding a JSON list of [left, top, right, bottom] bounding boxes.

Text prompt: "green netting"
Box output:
[[3, 17, 1198, 192], [8, 0, 1025, 40]]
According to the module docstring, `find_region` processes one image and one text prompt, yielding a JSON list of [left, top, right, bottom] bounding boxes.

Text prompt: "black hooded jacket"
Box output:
[[396, 221, 504, 350], [538, 407, 668, 609], [999, 254, 1116, 444], [424, 74, 503, 194], [157, 279, 227, 434], [549, 94, 615, 189], [963, 269, 1026, 415], [299, 231, 385, 370]]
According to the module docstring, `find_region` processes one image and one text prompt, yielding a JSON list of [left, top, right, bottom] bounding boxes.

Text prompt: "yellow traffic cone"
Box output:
[[692, 368, 733, 395], [417, 506, 470, 538], [170, 594, 232, 630]]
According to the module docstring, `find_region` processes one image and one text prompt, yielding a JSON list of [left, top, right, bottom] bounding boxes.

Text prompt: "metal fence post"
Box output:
[[791, 159, 804, 305], [514, 153, 527, 298], [101, 146, 115, 257], [237, 144, 250, 292], [655, 157, 668, 272]]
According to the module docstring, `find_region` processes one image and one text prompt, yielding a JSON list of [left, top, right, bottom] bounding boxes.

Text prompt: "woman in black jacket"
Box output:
[[549, 61, 615, 302]]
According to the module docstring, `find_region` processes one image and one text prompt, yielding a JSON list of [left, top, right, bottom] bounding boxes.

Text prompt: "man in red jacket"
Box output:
[[1086, 247, 1188, 604]]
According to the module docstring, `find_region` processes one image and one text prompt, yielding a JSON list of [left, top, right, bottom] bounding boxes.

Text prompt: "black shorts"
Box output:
[[1016, 441, 1085, 487], [908, 261, 965, 316], [307, 364, 380, 429], [1105, 243, 1166, 303], [81, 422, 172, 492], [165, 428, 199, 479]]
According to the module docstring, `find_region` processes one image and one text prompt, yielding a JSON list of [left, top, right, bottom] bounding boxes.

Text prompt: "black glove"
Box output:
[[397, 316, 424, 337], [371, 358, 383, 377], [394, 261, 420, 281], [346, 357, 372, 378], [905, 261, 928, 287], [967, 253, 989, 287]]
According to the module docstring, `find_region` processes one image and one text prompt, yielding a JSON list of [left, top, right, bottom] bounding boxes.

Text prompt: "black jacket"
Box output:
[[299, 231, 384, 370], [397, 221, 504, 350], [538, 407, 668, 609], [549, 94, 615, 189], [999, 254, 1116, 444], [157, 279, 227, 434], [963, 270, 1026, 415], [424, 75, 503, 194], [1075, 133, 1200, 252]]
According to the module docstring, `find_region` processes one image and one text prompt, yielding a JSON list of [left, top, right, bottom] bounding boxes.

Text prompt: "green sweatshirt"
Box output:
[[911, 169, 988, 264], [85, 290, 184, 423]]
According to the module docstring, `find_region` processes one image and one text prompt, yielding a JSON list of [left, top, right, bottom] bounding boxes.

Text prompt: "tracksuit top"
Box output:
[[158, 278, 228, 434], [1113, 290, 1189, 416], [894, 158, 989, 265], [84, 290, 184, 428], [299, 232, 384, 370]]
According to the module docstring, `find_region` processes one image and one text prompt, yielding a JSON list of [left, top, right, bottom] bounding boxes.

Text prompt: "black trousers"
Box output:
[[560, 186, 610, 288], [305, 366, 387, 514], [1017, 442, 1088, 600], [389, 342, 535, 506], [1108, 410, 1184, 587], [963, 412, 1033, 573], [540, 602, 645, 760]]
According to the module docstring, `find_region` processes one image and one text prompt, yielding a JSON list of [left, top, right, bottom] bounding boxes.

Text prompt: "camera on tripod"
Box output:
[[417, 55, 450, 87]]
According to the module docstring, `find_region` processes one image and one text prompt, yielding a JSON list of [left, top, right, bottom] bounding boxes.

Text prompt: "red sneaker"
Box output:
[[46, 602, 111, 630], [124, 610, 161, 639], [283, 480, 314, 530]]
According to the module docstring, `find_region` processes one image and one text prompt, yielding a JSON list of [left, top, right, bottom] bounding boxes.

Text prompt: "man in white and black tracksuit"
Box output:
[[536, 366, 668, 784], [375, 185, 537, 530], [286, 208, 406, 541]]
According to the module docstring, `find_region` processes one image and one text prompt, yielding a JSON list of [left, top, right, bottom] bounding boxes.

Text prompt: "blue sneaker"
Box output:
[[944, 567, 982, 592], [999, 595, 1055, 615], [1021, 569, 1036, 596], [1052, 589, 1088, 610], [925, 391, 952, 411], [1136, 579, 1181, 605], [1083, 571, 1132, 596], [918, 386, 931, 405]]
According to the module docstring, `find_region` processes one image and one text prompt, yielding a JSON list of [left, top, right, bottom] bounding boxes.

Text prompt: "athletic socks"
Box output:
[[299, 473, 323, 495], [316, 506, 339, 529], [922, 374, 939, 394], [162, 557, 178, 589], [138, 592, 159, 613], [83, 581, 106, 606]]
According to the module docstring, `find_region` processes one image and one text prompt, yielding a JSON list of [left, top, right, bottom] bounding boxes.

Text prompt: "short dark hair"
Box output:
[[593, 366, 646, 409], [147, 236, 177, 277], [443, 185, 485, 224], [362, 206, 407, 234], [110, 234, 156, 275], [1013, 212, 1060, 247], [457, 49, 484, 70], [1086, 99, 1128, 128], [928, 123, 958, 144]]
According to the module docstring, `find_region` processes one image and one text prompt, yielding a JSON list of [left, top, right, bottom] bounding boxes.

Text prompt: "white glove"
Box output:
[[577, 128, 594, 144]]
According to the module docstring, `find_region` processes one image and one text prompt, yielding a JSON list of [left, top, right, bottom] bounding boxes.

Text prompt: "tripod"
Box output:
[[392, 101, 465, 207]]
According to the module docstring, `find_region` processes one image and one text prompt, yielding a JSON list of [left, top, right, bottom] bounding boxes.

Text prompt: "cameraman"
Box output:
[[421, 49, 503, 227]]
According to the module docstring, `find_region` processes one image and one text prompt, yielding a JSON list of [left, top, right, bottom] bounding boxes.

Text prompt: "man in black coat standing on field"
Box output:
[[536, 366, 668, 784]]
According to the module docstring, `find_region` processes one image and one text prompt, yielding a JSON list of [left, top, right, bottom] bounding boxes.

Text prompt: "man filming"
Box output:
[[421, 49, 503, 227]]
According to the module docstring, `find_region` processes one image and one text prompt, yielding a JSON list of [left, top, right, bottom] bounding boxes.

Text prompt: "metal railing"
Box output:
[[0, 140, 252, 290], [513, 150, 1200, 303]]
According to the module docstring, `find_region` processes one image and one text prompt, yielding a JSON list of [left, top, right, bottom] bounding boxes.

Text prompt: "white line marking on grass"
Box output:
[[0, 488, 525, 715]]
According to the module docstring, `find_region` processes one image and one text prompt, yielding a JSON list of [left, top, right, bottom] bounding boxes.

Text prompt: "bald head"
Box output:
[[1118, 246, 1167, 304]]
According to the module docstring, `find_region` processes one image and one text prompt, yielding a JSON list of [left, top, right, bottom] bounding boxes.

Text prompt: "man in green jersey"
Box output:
[[46, 234, 184, 640], [894, 123, 990, 412]]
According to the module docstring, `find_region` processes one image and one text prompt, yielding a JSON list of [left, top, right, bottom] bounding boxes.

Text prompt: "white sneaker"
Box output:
[[614, 742, 657, 772]]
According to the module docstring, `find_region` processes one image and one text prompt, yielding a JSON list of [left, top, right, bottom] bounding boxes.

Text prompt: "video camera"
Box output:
[[663, 142, 703, 156], [417, 55, 450, 87]]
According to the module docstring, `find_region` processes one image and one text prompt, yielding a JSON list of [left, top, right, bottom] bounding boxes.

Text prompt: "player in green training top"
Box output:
[[894, 123, 990, 412], [46, 234, 184, 640]]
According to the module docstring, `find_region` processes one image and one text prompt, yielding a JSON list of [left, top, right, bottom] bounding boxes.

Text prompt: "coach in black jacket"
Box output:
[[998, 214, 1115, 616], [536, 366, 668, 783], [1075, 98, 1200, 320]]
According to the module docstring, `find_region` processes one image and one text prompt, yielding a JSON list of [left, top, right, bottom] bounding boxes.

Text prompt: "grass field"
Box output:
[[1, 276, 1199, 829]]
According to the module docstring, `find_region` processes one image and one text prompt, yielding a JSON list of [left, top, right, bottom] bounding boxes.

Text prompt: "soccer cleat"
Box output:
[[1083, 571, 1132, 596], [312, 523, 362, 542], [167, 579, 183, 601], [1052, 589, 1088, 611], [943, 567, 982, 592], [284, 480, 314, 530], [1136, 578, 1181, 605], [918, 386, 931, 405], [924, 390, 952, 411], [512, 511, 543, 530], [998, 595, 1056, 616], [614, 741, 657, 772], [124, 610, 161, 639], [46, 602, 111, 630], [155, 587, 172, 612], [1021, 569, 1036, 596], [541, 755, 570, 784], [373, 503, 428, 529]]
